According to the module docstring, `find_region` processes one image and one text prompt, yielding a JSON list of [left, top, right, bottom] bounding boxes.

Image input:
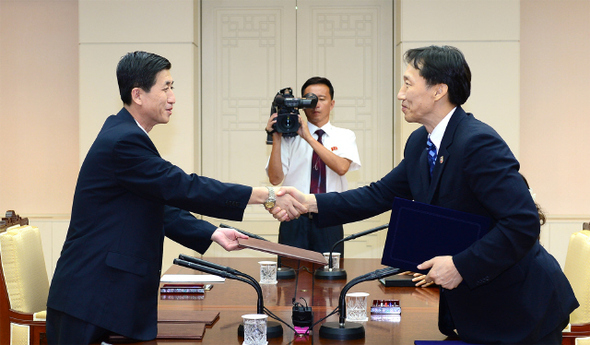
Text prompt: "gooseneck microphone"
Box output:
[[173, 256, 263, 312], [219, 223, 296, 280], [315, 224, 389, 280], [173, 255, 283, 338], [219, 223, 268, 241], [318, 266, 400, 340]]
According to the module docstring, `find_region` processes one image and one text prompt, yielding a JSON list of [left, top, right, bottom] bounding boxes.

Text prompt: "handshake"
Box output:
[[213, 186, 315, 252], [264, 186, 317, 222]]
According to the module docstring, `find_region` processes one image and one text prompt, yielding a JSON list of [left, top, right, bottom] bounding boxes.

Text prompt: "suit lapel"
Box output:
[[426, 107, 467, 202], [118, 108, 161, 156]]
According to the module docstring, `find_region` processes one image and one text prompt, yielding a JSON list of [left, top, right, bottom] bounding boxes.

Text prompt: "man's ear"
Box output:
[[131, 87, 143, 106], [433, 84, 448, 101]]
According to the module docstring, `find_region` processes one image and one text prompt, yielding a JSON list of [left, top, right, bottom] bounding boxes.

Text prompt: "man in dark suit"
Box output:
[[276, 46, 578, 344], [46, 51, 305, 344]]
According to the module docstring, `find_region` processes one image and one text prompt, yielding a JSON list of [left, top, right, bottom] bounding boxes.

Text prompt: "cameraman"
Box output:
[[265, 77, 361, 255]]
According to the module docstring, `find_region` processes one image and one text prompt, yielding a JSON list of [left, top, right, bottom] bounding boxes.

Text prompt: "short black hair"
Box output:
[[301, 76, 334, 100], [404, 45, 471, 106], [116, 51, 172, 105]]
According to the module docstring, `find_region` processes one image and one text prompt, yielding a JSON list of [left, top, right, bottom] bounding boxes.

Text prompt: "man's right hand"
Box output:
[[270, 187, 317, 221], [267, 113, 278, 133]]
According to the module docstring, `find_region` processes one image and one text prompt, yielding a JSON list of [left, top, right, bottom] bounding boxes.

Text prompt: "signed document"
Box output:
[[237, 237, 328, 265]]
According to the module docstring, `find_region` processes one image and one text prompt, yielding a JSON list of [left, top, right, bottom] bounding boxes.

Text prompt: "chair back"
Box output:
[[576, 337, 590, 345], [564, 230, 590, 324], [0, 225, 49, 314]]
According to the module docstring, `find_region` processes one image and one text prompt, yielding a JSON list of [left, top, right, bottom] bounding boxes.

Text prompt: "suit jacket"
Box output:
[[315, 107, 578, 343], [47, 108, 252, 340]]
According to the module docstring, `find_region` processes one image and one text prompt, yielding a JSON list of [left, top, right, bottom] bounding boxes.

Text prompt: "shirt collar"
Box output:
[[428, 107, 456, 150], [134, 118, 149, 135], [307, 121, 333, 137]]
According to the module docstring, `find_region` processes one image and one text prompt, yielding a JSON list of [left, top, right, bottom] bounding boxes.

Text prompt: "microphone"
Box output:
[[319, 266, 400, 340], [219, 223, 268, 241], [173, 256, 283, 338], [219, 223, 296, 280], [173, 257, 263, 312], [315, 224, 389, 280], [178, 254, 243, 280]]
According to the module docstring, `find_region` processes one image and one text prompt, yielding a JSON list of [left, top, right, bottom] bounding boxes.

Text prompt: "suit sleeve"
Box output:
[[313, 129, 426, 227], [112, 131, 251, 221], [315, 159, 413, 227], [163, 206, 216, 254], [452, 129, 540, 290]]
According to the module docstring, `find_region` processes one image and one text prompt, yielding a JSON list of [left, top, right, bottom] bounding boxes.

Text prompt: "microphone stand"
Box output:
[[220, 223, 296, 280], [319, 266, 400, 340], [314, 224, 389, 280], [174, 255, 283, 338]]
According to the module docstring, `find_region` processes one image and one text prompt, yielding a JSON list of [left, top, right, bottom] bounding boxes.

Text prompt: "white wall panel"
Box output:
[[295, 0, 393, 251], [394, 0, 521, 163], [296, 0, 394, 187], [79, 0, 198, 44], [201, 0, 393, 257], [399, 0, 519, 42]]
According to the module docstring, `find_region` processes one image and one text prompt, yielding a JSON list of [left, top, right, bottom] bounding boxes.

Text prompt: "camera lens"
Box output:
[[274, 114, 300, 135], [283, 116, 295, 129]]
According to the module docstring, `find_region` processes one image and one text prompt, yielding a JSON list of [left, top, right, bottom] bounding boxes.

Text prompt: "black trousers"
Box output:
[[442, 316, 567, 344], [531, 317, 568, 345], [278, 215, 344, 256], [46, 307, 111, 345]]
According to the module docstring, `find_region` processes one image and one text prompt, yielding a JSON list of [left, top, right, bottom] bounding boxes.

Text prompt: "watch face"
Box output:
[[265, 201, 275, 209]]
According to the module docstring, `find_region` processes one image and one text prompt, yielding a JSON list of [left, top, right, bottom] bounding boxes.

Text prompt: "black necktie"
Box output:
[[310, 129, 326, 194]]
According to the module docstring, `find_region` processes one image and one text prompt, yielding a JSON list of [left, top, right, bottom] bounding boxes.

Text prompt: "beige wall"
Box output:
[[0, 0, 79, 215], [1, 1, 589, 265], [520, 0, 590, 217], [78, 0, 200, 175], [394, 0, 521, 165]]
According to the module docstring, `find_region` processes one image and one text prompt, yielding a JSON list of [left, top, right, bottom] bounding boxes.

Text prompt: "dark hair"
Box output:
[[404, 45, 471, 106], [116, 51, 172, 105], [301, 76, 334, 100], [520, 174, 546, 226]]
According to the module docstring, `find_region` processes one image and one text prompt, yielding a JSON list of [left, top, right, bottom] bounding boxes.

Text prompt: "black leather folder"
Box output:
[[379, 274, 417, 287], [381, 198, 491, 274]]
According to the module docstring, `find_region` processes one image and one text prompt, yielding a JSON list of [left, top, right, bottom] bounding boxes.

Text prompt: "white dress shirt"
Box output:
[[428, 107, 457, 154], [266, 121, 361, 193]]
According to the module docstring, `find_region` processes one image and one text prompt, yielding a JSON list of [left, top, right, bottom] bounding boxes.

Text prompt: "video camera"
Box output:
[[266, 87, 318, 144]]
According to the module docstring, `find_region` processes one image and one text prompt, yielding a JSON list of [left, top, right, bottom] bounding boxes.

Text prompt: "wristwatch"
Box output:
[[264, 186, 276, 210]]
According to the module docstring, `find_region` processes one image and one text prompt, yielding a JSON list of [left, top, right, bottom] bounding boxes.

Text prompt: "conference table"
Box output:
[[146, 257, 447, 344]]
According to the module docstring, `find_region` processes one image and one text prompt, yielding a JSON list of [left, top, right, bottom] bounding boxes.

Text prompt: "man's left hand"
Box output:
[[211, 228, 249, 251], [297, 115, 312, 142], [268, 186, 309, 221], [418, 256, 463, 290]]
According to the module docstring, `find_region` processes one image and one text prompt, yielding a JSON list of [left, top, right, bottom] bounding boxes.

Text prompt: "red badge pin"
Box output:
[[331, 146, 338, 151]]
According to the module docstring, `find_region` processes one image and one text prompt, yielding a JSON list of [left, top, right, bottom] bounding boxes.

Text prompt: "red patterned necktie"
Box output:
[[310, 129, 326, 194]]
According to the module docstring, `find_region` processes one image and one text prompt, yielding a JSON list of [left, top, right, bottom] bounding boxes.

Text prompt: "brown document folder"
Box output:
[[237, 237, 327, 265], [109, 319, 208, 342], [158, 310, 219, 326], [156, 322, 206, 339]]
